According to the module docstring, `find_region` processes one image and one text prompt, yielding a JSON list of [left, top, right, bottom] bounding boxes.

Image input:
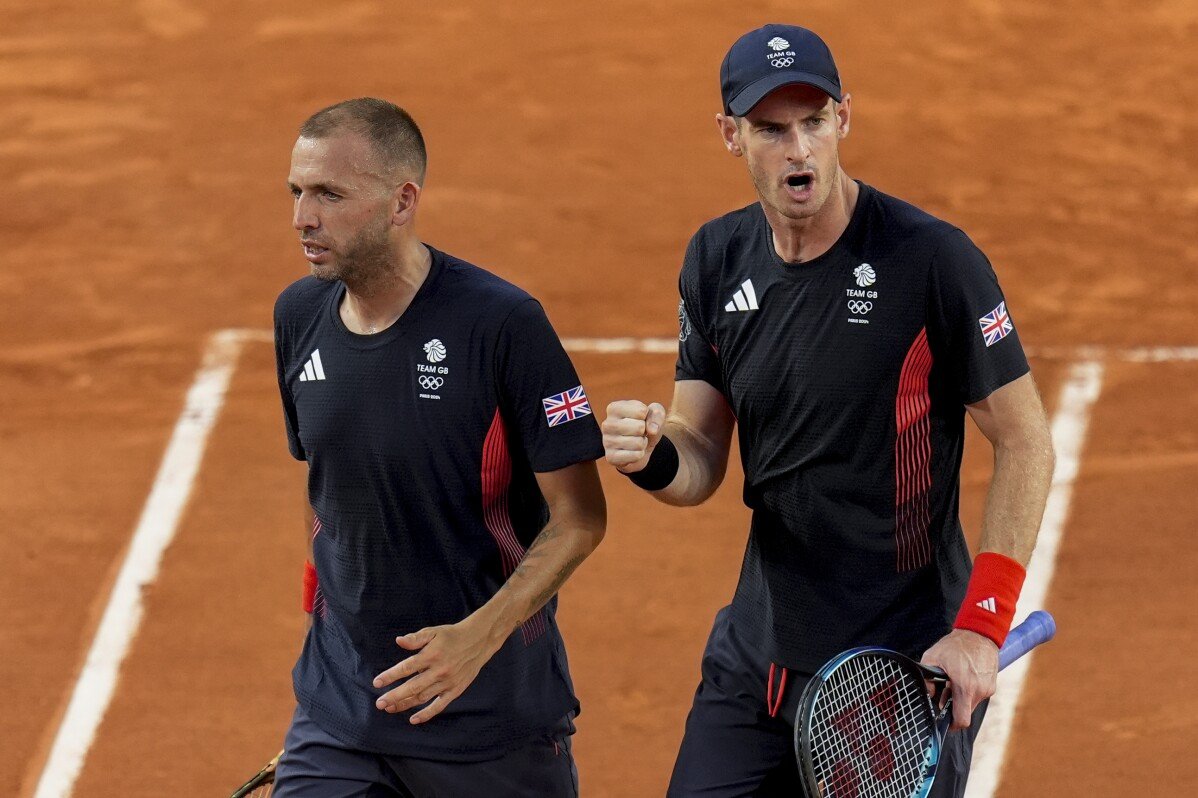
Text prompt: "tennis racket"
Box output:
[[794, 610, 1056, 798], [230, 750, 282, 798]]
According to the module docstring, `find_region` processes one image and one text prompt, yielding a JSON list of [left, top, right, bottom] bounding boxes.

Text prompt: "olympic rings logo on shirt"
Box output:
[[847, 300, 873, 315], [418, 376, 444, 390], [770, 56, 795, 68]]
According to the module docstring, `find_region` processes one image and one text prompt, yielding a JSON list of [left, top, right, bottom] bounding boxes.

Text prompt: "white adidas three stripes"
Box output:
[[299, 349, 326, 382], [724, 279, 759, 312]]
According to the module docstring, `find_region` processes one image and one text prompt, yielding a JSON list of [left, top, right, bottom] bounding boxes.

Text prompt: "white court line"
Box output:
[[964, 360, 1106, 798], [560, 336, 678, 354], [31, 331, 246, 798]]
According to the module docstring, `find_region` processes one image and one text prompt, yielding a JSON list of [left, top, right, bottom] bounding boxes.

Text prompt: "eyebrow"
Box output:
[[750, 108, 829, 128], [287, 180, 340, 194]]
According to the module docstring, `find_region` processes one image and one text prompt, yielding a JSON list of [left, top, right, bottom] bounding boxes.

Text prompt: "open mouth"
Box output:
[[786, 173, 813, 189], [301, 240, 330, 262]]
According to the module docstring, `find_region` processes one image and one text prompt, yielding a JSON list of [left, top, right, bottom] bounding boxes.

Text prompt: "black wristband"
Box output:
[[625, 435, 679, 491]]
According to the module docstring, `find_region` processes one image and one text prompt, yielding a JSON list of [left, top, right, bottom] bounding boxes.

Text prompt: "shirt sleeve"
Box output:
[[273, 301, 306, 461], [674, 235, 724, 391], [927, 229, 1030, 405], [496, 299, 604, 472]]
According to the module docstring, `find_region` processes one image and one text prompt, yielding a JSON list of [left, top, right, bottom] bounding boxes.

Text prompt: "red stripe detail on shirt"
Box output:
[[308, 517, 326, 617], [894, 328, 934, 571], [766, 662, 789, 718], [481, 409, 547, 644]]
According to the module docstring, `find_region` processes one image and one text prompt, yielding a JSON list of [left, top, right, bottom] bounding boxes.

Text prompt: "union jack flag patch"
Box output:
[[542, 385, 592, 427], [978, 301, 1014, 347]]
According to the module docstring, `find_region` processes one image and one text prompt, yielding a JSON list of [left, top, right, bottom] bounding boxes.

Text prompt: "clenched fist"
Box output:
[[602, 400, 667, 473]]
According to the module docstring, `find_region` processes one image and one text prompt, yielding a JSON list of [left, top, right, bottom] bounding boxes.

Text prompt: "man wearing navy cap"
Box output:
[[603, 24, 1055, 796]]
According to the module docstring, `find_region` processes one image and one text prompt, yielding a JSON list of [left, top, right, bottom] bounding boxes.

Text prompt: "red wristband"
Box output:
[[953, 552, 1026, 647], [302, 560, 318, 614]]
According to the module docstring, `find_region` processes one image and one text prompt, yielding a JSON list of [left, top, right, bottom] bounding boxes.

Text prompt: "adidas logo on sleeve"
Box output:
[[299, 349, 326, 382], [724, 279, 759, 312]]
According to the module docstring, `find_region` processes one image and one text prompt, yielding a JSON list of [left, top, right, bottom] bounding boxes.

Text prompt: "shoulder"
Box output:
[[274, 275, 334, 321], [682, 202, 762, 284], [433, 248, 543, 324], [688, 203, 761, 259], [275, 275, 333, 310], [858, 183, 982, 264], [858, 190, 1007, 314]]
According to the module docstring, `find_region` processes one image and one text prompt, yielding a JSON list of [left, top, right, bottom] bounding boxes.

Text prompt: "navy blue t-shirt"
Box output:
[[274, 246, 603, 759], [676, 183, 1030, 674]]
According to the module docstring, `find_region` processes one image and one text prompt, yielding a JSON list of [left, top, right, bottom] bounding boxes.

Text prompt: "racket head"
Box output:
[[795, 647, 947, 798]]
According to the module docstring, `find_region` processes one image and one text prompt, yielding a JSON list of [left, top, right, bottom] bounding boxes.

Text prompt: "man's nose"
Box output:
[[786, 128, 813, 162], [293, 194, 319, 231]]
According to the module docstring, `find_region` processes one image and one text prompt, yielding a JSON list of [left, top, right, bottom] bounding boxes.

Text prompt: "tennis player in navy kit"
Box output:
[[273, 98, 606, 796], [603, 25, 1056, 797]]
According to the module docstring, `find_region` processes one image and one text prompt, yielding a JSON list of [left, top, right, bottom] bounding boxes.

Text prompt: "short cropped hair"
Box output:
[[300, 98, 427, 182]]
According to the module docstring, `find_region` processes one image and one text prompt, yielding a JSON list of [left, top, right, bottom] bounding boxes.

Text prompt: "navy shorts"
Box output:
[[273, 704, 578, 798], [668, 607, 987, 798]]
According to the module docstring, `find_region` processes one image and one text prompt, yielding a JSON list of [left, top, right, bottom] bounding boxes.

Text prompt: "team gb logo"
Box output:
[[854, 263, 877, 287], [423, 339, 447, 363], [767, 37, 790, 51]]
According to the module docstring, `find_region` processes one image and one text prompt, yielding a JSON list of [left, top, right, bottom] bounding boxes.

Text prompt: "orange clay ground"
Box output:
[[2, 1, 1196, 796]]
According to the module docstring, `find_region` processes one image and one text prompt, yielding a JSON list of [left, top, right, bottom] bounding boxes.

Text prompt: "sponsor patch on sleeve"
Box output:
[[678, 299, 692, 342]]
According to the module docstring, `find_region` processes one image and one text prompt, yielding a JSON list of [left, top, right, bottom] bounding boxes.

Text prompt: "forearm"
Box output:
[[976, 432, 1055, 566], [649, 417, 731, 506], [471, 513, 605, 648]]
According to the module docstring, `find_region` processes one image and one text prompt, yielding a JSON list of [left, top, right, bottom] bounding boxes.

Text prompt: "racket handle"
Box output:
[[997, 610, 1056, 671]]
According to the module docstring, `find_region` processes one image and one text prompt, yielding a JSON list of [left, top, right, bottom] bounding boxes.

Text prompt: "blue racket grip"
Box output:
[[997, 610, 1056, 671]]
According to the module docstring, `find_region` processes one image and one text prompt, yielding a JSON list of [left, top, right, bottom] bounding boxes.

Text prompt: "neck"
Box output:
[[768, 170, 858, 264], [341, 239, 432, 335]]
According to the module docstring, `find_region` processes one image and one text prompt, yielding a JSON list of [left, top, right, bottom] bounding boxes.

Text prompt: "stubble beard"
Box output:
[[310, 220, 392, 289], [751, 157, 839, 223]]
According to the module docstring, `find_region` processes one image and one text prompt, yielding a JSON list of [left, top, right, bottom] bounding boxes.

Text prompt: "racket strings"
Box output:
[[807, 656, 935, 798]]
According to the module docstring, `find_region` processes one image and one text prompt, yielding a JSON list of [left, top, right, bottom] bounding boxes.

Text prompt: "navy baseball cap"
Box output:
[[720, 24, 842, 116]]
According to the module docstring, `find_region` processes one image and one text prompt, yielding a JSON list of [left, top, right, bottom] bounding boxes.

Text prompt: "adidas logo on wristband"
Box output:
[[976, 596, 997, 613]]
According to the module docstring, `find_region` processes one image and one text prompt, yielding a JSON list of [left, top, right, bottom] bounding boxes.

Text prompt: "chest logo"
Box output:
[[418, 339, 449, 399], [298, 349, 326, 382], [724, 279, 760, 312], [853, 263, 876, 287], [423, 338, 447, 362], [418, 376, 444, 390]]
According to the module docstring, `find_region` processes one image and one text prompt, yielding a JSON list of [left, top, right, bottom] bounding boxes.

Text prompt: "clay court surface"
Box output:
[[3, 1, 1196, 796]]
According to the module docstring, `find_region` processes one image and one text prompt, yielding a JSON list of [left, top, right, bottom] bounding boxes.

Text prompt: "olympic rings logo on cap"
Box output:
[[847, 301, 873, 315], [769, 56, 795, 68], [418, 376, 444, 390]]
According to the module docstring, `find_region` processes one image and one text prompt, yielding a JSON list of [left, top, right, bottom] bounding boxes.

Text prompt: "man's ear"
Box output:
[[716, 113, 744, 157], [836, 93, 852, 140], [392, 181, 422, 226]]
